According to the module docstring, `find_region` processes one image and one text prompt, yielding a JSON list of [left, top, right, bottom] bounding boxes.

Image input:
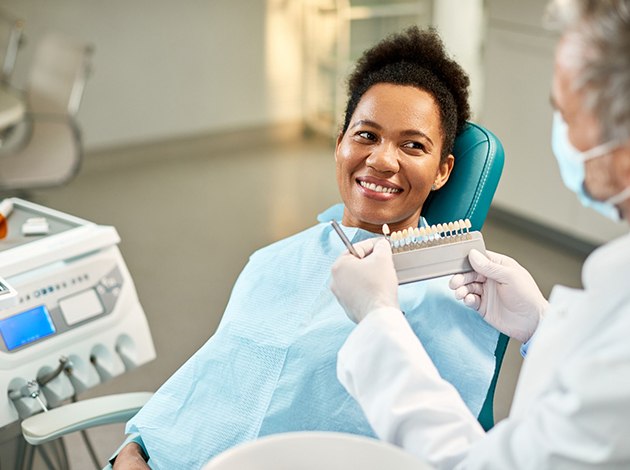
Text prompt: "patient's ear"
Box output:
[[334, 131, 344, 162], [433, 154, 454, 190]]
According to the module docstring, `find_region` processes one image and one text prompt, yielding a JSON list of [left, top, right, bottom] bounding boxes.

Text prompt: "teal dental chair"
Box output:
[[424, 122, 507, 431], [321, 121, 507, 430]]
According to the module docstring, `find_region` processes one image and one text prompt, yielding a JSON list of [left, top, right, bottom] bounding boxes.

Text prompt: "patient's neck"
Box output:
[[341, 211, 421, 234]]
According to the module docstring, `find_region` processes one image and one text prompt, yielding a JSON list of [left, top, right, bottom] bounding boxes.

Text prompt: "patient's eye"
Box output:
[[402, 141, 427, 155], [355, 131, 377, 142]]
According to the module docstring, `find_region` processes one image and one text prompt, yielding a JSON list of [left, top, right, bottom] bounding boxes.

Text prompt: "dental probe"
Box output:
[[330, 220, 362, 258]]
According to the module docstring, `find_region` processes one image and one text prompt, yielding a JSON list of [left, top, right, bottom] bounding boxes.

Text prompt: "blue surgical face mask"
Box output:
[[551, 111, 630, 222]]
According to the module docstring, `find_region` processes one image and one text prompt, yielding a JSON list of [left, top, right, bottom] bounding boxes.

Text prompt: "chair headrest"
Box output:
[[422, 122, 504, 231]]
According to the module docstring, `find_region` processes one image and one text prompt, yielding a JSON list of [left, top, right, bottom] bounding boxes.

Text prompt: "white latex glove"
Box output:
[[449, 249, 548, 343], [330, 238, 400, 323]]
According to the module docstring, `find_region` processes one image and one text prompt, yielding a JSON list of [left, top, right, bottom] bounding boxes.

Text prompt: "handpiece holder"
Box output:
[[392, 231, 486, 284]]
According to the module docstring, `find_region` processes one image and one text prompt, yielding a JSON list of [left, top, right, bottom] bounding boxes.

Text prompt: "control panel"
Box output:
[[0, 199, 156, 431]]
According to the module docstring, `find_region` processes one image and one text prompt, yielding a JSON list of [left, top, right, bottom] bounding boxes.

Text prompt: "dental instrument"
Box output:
[[331, 220, 362, 258]]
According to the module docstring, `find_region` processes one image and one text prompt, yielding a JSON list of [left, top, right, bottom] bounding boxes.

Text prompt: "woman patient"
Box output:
[[112, 26, 500, 469]]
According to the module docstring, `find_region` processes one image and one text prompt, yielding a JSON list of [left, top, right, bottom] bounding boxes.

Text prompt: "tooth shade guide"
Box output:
[[390, 218, 484, 284], [388, 218, 473, 253]]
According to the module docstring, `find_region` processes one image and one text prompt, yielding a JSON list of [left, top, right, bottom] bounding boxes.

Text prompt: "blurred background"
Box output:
[[0, 0, 619, 468]]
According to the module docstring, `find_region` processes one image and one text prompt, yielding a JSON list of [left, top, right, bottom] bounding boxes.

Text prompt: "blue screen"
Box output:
[[0, 305, 56, 351]]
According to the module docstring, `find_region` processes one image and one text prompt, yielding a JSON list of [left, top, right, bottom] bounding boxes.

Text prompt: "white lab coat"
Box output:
[[337, 231, 630, 469]]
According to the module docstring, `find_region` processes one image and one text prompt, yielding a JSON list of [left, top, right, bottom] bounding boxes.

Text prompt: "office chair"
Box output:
[[0, 8, 24, 84], [0, 32, 92, 191]]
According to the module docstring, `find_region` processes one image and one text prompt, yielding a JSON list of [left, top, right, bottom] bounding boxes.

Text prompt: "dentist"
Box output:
[[331, 0, 630, 468]]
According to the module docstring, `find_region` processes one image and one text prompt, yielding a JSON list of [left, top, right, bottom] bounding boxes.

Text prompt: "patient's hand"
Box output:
[[112, 442, 149, 469]]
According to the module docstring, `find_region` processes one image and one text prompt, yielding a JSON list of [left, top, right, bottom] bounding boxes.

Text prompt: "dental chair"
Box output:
[[319, 121, 506, 430], [18, 122, 505, 465], [202, 122, 507, 470], [423, 121, 508, 431]]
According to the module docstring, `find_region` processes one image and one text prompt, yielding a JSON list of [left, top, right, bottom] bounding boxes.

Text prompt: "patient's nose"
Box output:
[[366, 142, 400, 174]]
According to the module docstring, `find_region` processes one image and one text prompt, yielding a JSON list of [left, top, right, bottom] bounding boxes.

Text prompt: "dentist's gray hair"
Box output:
[[546, 0, 630, 142]]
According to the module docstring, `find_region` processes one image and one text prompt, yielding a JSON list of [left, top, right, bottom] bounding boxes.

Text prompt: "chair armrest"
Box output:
[[21, 392, 152, 445]]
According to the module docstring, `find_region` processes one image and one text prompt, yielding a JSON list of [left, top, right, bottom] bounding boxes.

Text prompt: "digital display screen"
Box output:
[[0, 305, 56, 351]]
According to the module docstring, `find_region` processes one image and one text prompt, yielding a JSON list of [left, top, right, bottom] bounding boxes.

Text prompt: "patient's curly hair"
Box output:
[[341, 26, 471, 160]]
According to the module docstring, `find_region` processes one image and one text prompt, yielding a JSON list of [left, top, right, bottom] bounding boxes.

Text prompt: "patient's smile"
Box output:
[[357, 178, 402, 197]]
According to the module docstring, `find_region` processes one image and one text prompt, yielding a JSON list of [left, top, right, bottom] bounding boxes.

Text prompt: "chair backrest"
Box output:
[[27, 32, 92, 116], [0, 33, 93, 191], [422, 122, 504, 231]]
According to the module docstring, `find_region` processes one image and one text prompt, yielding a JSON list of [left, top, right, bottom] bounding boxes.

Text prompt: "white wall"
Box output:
[[3, 0, 304, 150], [433, 0, 485, 120], [481, 0, 626, 244]]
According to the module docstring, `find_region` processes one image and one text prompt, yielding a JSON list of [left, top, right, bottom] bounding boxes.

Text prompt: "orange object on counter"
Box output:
[[0, 199, 14, 239]]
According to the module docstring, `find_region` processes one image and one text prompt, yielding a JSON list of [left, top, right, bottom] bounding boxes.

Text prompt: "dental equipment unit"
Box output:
[[0, 198, 155, 446]]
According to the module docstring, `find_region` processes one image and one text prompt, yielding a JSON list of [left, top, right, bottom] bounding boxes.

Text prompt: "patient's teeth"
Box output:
[[359, 181, 400, 194]]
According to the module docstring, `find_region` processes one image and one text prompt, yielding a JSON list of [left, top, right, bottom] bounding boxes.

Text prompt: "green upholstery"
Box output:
[[424, 122, 507, 430]]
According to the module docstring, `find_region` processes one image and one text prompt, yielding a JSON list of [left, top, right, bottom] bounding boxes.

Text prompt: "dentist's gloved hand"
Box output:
[[331, 238, 400, 323], [449, 249, 548, 343]]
